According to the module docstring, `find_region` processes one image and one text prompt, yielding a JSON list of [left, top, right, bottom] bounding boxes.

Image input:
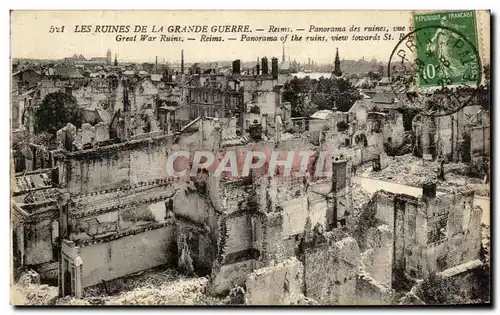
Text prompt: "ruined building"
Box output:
[[372, 182, 483, 288], [413, 105, 490, 166]]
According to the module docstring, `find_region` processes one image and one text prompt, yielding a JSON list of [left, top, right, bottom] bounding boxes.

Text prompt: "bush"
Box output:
[[337, 121, 349, 132]]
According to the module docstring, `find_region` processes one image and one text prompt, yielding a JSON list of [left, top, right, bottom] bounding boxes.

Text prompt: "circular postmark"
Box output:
[[388, 24, 482, 117]]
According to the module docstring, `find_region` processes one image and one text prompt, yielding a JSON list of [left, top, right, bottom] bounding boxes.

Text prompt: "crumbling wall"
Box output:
[[175, 224, 217, 276], [307, 195, 328, 231], [356, 273, 394, 305], [261, 212, 285, 264], [24, 219, 55, 266], [304, 236, 359, 305], [209, 259, 256, 295], [383, 111, 404, 149], [281, 197, 308, 238], [437, 259, 486, 302], [360, 225, 393, 288], [72, 84, 109, 110], [68, 183, 176, 241], [65, 135, 172, 194], [422, 189, 482, 276], [73, 123, 110, 147], [470, 125, 490, 160], [225, 215, 254, 256], [172, 185, 213, 225], [373, 191, 395, 228], [79, 224, 175, 288], [244, 257, 304, 305]]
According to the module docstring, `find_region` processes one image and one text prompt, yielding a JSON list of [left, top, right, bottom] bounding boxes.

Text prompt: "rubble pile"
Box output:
[[358, 154, 487, 195], [56, 296, 92, 305], [352, 183, 372, 213], [12, 270, 58, 305], [105, 277, 215, 305], [57, 267, 228, 306]]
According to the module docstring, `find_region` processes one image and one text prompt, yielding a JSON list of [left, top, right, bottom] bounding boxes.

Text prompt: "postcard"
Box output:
[[10, 10, 491, 306]]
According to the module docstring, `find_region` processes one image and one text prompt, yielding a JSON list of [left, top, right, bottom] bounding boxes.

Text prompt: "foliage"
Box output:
[[35, 92, 83, 135], [32, 132, 56, 149], [283, 76, 361, 117], [282, 76, 314, 117], [417, 273, 462, 305], [367, 70, 382, 81], [402, 107, 421, 131], [416, 270, 491, 305], [417, 268, 491, 304], [336, 121, 349, 132]]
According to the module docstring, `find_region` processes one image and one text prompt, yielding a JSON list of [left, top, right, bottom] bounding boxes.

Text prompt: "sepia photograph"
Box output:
[[9, 9, 491, 306]]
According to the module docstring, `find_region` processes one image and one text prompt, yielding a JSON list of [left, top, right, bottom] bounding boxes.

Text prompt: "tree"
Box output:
[[35, 91, 83, 135], [368, 71, 382, 81], [312, 77, 361, 112], [283, 76, 315, 117], [283, 76, 361, 117]]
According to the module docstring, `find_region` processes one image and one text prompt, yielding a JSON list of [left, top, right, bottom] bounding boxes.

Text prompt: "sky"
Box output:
[[10, 10, 490, 64]]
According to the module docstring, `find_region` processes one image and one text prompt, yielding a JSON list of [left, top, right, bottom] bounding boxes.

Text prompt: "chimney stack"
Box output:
[[261, 57, 269, 75], [422, 181, 437, 200], [271, 57, 279, 79], [232, 59, 241, 74]]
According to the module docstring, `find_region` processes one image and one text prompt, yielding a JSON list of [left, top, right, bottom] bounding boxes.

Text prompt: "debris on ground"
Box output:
[[12, 269, 58, 305], [55, 267, 228, 306], [17, 270, 41, 286], [352, 182, 372, 213], [358, 154, 489, 196]]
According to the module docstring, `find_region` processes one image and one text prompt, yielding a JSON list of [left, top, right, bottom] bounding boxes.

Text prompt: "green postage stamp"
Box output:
[[413, 10, 480, 87]]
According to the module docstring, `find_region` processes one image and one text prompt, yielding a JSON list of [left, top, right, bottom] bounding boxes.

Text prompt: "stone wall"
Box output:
[[374, 187, 483, 282], [422, 189, 482, 276], [304, 236, 359, 305], [73, 123, 110, 147], [68, 182, 176, 241], [470, 125, 490, 158], [209, 259, 256, 295], [65, 134, 172, 194], [24, 219, 55, 265], [356, 273, 394, 305], [245, 257, 304, 305], [360, 225, 393, 288], [79, 224, 175, 288]]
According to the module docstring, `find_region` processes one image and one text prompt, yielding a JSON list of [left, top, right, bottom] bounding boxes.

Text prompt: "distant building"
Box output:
[[106, 49, 112, 64], [332, 48, 343, 78]]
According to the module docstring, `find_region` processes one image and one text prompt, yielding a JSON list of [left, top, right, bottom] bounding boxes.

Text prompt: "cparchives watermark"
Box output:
[[165, 150, 336, 179]]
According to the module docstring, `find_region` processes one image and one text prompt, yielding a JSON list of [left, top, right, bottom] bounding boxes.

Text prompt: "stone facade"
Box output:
[[304, 235, 359, 305], [245, 257, 304, 305], [374, 184, 482, 283]]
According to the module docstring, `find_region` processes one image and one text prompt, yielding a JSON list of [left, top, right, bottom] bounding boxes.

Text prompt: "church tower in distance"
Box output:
[[332, 48, 342, 78]]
